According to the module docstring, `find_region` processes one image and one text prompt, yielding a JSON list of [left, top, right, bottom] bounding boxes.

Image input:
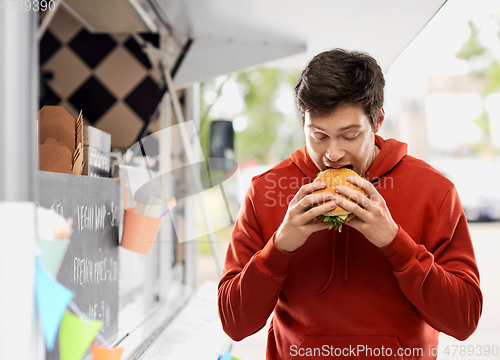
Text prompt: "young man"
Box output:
[[218, 49, 482, 359]]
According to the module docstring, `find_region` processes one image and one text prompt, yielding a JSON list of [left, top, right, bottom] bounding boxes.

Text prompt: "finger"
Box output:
[[345, 218, 366, 234], [333, 195, 367, 220], [301, 200, 337, 222], [298, 192, 335, 210], [334, 185, 371, 209], [347, 176, 379, 199], [290, 181, 327, 206], [306, 221, 331, 233]]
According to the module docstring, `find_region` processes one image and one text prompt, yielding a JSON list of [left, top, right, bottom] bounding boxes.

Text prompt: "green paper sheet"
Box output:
[[59, 311, 103, 360]]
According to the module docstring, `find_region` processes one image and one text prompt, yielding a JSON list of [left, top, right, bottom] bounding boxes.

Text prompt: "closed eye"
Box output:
[[311, 132, 328, 142], [342, 133, 359, 141]]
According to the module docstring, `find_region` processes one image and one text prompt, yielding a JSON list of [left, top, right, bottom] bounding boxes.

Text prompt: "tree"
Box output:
[[456, 18, 500, 155], [199, 68, 302, 166]]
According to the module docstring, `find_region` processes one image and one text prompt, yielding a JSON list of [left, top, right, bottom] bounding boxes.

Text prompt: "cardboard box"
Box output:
[[39, 106, 84, 175], [83, 126, 111, 177]]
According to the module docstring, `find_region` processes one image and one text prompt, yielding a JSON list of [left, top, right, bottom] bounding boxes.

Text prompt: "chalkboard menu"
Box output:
[[37, 171, 121, 359]]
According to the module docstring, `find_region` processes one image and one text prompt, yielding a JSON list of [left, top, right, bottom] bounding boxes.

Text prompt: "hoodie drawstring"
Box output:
[[316, 231, 336, 295], [344, 226, 350, 288], [316, 227, 350, 295]]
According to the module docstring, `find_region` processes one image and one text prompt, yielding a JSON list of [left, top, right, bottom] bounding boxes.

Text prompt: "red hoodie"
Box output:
[[218, 136, 482, 360]]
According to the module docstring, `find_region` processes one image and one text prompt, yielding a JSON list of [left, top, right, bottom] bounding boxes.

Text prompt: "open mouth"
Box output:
[[327, 165, 353, 170]]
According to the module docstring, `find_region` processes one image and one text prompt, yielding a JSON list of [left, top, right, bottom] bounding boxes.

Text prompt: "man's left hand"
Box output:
[[333, 176, 398, 248]]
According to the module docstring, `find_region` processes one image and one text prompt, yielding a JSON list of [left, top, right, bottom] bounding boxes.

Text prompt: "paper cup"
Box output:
[[38, 238, 70, 277], [120, 208, 161, 254]]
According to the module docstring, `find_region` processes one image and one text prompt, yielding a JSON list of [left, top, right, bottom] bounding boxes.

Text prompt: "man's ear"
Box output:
[[374, 108, 385, 134]]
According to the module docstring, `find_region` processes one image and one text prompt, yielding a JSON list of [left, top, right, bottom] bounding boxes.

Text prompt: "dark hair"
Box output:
[[294, 48, 385, 129]]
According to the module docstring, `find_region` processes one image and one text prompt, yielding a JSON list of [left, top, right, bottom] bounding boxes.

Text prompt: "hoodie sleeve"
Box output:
[[380, 185, 483, 340], [217, 182, 294, 341]]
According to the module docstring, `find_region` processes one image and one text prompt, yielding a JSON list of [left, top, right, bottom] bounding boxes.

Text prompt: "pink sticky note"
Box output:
[[91, 344, 124, 360]]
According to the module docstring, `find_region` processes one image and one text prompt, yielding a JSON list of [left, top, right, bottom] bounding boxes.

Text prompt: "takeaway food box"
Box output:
[[38, 106, 84, 175]]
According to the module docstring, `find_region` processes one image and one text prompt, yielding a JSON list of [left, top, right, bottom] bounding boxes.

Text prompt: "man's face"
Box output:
[[304, 105, 384, 176]]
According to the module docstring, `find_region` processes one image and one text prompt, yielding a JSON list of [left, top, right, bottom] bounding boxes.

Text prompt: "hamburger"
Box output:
[[311, 168, 367, 232]]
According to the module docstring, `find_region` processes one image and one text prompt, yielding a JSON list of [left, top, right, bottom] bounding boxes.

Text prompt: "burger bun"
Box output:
[[312, 168, 366, 216]]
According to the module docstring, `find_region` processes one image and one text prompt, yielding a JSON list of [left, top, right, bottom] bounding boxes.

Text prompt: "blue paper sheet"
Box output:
[[35, 259, 73, 351]]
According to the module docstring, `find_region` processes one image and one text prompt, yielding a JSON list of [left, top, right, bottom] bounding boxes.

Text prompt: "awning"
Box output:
[[155, 0, 447, 86]]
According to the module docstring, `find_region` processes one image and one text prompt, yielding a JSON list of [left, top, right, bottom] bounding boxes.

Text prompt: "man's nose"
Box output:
[[326, 143, 345, 162]]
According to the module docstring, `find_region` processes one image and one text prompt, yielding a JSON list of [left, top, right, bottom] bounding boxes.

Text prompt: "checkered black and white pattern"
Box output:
[[40, 7, 164, 148]]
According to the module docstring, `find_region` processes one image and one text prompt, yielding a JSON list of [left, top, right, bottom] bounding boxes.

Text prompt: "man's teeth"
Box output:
[[328, 165, 353, 170]]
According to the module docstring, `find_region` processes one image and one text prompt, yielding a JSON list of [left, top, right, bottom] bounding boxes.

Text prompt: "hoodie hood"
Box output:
[[290, 135, 408, 182], [290, 135, 408, 292], [366, 135, 408, 183], [290, 145, 322, 181]]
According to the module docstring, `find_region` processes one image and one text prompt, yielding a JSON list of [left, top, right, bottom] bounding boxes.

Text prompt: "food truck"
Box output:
[[0, 1, 446, 358]]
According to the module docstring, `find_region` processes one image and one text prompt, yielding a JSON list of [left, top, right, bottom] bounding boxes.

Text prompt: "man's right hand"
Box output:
[[274, 181, 337, 253]]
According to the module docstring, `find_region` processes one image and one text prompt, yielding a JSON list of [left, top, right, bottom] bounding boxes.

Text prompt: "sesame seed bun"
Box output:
[[313, 168, 366, 217]]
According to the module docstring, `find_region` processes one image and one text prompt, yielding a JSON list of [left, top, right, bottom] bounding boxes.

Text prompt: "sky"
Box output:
[[388, 0, 500, 78], [386, 0, 500, 152]]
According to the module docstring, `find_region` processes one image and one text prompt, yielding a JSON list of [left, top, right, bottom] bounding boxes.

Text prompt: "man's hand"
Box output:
[[333, 176, 398, 248], [274, 181, 337, 253]]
